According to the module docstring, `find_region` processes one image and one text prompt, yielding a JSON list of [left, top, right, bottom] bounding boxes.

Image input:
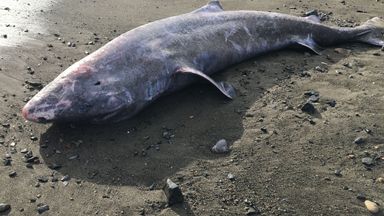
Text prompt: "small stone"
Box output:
[[0, 203, 11, 212], [61, 175, 70, 181], [227, 173, 235, 180], [37, 204, 49, 214], [326, 99, 337, 107], [211, 139, 229, 154], [68, 154, 79, 160], [260, 127, 268, 133], [376, 177, 384, 183], [20, 148, 28, 153], [364, 200, 379, 214], [334, 169, 342, 177], [246, 207, 260, 215], [301, 102, 316, 114], [163, 179, 184, 205], [8, 171, 17, 177], [3, 158, 11, 166], [354, 137, 365, 145], [357, 193, 366, 201], [162, 131, 172, 140], [305, 9, 318, 16], [362, 157, 374, 166]]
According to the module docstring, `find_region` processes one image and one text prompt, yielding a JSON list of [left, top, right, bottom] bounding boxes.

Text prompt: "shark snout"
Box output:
[[21, 95, 68, 123], [22, 102, 54, 123]]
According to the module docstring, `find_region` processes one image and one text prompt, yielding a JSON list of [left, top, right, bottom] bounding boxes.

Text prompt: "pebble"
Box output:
[[3, 158, 11, 166], [37, 204, 49, 214], [326, 99, 337, 107], [227, 173, 235, 181], [301, 102, 316, 114], [61, 175, 70, 181], [305, 9, 318, 16], [246, 207, 260, 215], [0, 203, 10, 212], [334, 169, 342, 177], [357, 193, 366, 201], [362, 157, 374, 166], [211, 139, 229, 154], [354, 137, 365, 145], [8, 171, 17, 177], [376, 177, 384, 183], [364, 200, 379, 214], [68, 154, 79, 160], [163, 178, 184, 205], [20, 148, 28, 153]]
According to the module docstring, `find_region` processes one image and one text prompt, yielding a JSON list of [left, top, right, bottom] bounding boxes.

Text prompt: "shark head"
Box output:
[[22, 63, 134, 123]]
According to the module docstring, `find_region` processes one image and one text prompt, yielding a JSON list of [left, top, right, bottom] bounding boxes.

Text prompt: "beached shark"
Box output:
[[22, 0, 384, 123]]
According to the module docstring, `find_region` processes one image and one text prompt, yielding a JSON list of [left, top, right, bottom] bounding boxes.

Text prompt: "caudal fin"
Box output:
[[356, 17, 384, 47]]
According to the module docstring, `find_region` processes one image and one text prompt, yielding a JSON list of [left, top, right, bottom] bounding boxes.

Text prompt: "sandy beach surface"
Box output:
[[0, 0, 383, 215]]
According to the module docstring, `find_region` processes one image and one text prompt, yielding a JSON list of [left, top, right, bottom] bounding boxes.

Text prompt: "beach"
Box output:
[[0, 0, 383, 215]]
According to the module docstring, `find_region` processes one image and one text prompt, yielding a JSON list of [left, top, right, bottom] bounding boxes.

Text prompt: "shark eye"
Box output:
[[94, 81, 101, 86]]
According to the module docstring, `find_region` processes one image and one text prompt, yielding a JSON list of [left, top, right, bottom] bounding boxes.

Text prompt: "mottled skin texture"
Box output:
[[22, 1, 384, 123]]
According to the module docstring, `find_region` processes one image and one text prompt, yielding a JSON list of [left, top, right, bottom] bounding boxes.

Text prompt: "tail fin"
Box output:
[[356, 17, 384, 47]]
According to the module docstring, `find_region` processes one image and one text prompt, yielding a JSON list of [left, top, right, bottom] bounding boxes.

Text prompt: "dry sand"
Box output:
[[0, 0, 384, 215]]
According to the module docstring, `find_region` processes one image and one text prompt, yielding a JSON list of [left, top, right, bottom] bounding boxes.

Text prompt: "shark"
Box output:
[[22, 0, 384, 123]]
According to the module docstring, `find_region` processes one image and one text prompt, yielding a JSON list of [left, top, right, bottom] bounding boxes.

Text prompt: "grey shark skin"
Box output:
[[22, 1, 384, 123]]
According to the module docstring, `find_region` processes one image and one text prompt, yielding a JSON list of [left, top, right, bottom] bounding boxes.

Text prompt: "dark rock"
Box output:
[[37, 204, 49, 214], [260, 127, 268, 133], [354, 137, 365, 145], [357, 193, 366, 201], [0, 203, 11, 212], [26, 163, 33, 169], [362, 157, 374, 166], [326, 99, 337, 107], [301, 102, 316, 114], [163, 179, 184, 205], [3, 158, 11, 166], [8, 171, 16, 177]]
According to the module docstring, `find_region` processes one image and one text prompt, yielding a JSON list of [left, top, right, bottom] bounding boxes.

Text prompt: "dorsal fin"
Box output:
[[192, 0, 224, 14]]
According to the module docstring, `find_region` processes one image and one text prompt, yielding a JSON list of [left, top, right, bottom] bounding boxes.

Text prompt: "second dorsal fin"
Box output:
[[192, 0, 224, 14]]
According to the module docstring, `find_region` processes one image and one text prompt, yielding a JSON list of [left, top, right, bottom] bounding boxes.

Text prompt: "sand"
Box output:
[[0, 0, 383, 215]]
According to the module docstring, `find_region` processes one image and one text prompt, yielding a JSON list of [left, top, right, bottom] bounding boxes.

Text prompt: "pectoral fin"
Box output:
[[296, 37, 323, 55], [176, 66, 236, 99]]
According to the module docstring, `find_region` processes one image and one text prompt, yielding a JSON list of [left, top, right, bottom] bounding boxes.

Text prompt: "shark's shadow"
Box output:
[[39, 45, 361, 187]]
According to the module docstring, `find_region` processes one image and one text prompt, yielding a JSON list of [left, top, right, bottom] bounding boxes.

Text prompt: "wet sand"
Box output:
[[0, 0, 384, 215]]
